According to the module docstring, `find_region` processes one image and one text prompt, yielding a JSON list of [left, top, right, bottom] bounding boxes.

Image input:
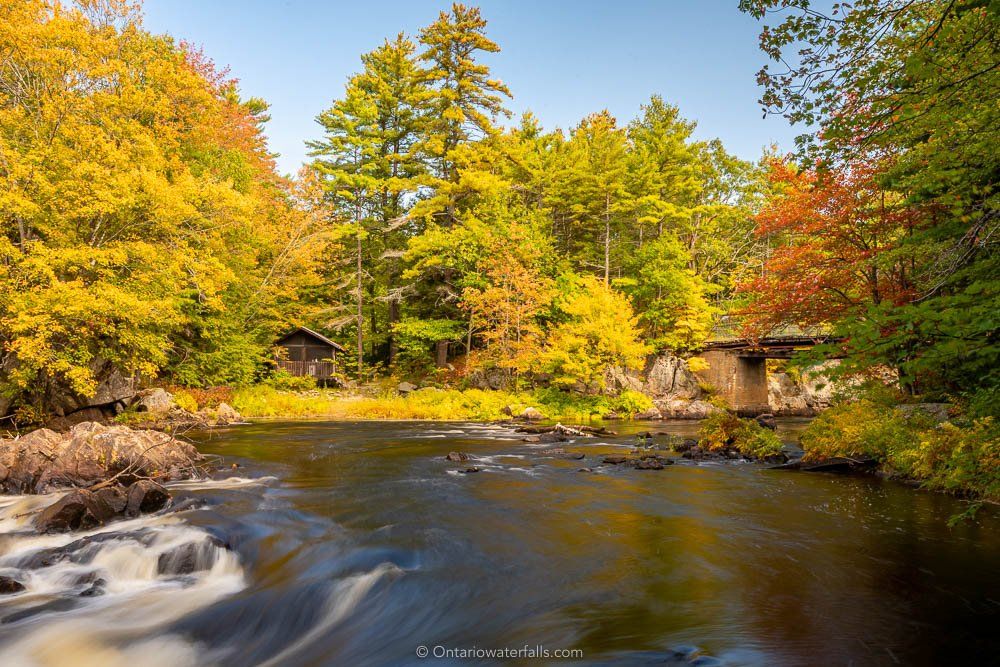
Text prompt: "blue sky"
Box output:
[[143, 0, 799, 176]]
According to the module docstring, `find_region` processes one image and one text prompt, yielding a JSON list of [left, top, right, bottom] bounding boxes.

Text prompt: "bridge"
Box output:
[[694, 325, 840, 416]]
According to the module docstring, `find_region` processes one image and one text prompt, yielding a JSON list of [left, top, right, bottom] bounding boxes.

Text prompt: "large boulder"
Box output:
[[125, 480, 170, 516], [131, 388, 176, 414], [34, 489, 111, 532], [44, 359, 136, 418], [519, 407, 546, 421], [0, 422, 204, 494], [656, 399, 721, 419]]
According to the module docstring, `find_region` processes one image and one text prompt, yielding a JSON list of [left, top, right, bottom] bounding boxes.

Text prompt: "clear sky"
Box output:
[[143, 0, 798, 176]]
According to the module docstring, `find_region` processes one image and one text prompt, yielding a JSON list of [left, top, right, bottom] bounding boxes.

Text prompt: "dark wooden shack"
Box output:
[[273, 327, 345, 383]]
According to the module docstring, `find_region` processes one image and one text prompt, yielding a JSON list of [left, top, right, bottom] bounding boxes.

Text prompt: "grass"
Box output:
[[231, 385, 655, 422]]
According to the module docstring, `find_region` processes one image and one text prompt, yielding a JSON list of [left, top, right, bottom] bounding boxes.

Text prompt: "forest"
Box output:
[[0, 0, 997, 490]]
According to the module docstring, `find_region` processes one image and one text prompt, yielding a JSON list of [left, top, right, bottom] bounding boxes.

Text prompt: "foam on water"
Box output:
[[0, 488, 244, 666]]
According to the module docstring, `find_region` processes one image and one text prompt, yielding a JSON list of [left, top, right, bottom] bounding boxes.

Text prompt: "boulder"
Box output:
[[0, 576, 25, 595], [445, 452, 469, 462], [897, 403, 951, 422], [213, 402, 242, 425], [125, 480, 170, 516], [397, 382, 417, 394], [44, 359, 136, 418], [656, 399, 721, 420], [755, 413, 778, 430], [602, 455, 627, 465], [518, 407, 545, 421], [34, 490, 108, 532], [0, 422, 205, 494], [132, 388, 175, 414], [633, 406, 662, 420], [461, 467, 481, 474], [602, 411, 623, 420], [635, 457, 664, 470]]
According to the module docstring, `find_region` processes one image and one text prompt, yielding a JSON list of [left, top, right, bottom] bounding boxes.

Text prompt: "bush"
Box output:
[[698, 410, 783, 459], [264, 370, 318, 391], [172, 390, 199, 414], [800, 397, 1000, 503], [608, 390, 654, 416]]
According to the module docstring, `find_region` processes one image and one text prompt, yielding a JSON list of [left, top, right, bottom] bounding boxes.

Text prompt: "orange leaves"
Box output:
[[738, 157, 923, 337]]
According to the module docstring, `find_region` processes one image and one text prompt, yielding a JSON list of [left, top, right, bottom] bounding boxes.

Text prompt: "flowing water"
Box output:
[[0, 419, 998, 666]]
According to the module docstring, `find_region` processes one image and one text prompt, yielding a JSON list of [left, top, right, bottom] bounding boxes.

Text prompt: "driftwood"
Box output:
[[515, 423, 616, 437]]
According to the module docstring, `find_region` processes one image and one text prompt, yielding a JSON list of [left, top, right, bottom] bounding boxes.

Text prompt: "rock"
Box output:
[[681, 446, 725, 461], [445, 452, 469, 462], [673, 438, 698, 453], [0, 576, 25, 595], [213, 402, 242, 425], [157, 538, 226, 576], [603, 411, 623, 420], [125, 480, 170, 516], [755, 413, 777, 430], [397, 382, 417, 394], [633, 407, 662, 420], [79, 578, 107, 597], [43, 358, 136, 419], [897, 403, 951, 422], [635, 457, 664, 470], [501, 405, 514, 417], [518, 407, 545, 421], [460, 467, 480, 474], [34, 490, 108, 532], [767, 361, 840, 415], [522, 435, 541, 443], [602, 455, 627, 465], [0, 422, 205, 494], [656, 399, 722, 420], [563, 452, 586, 460], [577, 467, 593, 473], [132, 388, 175, 414]]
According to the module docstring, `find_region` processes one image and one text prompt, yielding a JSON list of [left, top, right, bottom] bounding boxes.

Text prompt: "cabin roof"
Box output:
[[275, 326, 346, 352]]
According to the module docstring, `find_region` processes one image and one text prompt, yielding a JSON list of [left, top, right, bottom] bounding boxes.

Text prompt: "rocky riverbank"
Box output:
[[0, 422, 212, 538]]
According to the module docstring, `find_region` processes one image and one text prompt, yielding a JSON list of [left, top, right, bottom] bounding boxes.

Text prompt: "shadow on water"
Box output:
[[1, 419, 998, 665]]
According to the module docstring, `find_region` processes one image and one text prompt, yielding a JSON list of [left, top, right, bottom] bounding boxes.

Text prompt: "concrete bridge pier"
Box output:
[[696, 349, 770, 416]]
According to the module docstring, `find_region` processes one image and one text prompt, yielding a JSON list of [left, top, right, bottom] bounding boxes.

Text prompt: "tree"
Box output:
[[741, 0, 999, 391], [309, 35, 428, 377], [546, 111, 632, 283], [415, 2, 512, 225], [0, 0, 326, 415], [541, 276, 651, 392]]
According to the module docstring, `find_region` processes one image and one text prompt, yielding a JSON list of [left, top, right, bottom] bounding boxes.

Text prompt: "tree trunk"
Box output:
[[355, 202, 364, 382], [388, 299, 399, 365], [435, 340, 449, 368], [603, 193, 611, 284]]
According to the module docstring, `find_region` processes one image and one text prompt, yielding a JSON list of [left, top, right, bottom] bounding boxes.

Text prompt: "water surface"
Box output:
[[0, 419, 997, 666]]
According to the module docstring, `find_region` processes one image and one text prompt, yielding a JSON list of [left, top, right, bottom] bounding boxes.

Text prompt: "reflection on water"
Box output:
[[1, 419, 998, 666]]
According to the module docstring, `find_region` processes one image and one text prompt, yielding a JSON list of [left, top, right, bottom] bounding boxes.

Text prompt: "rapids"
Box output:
[[0, 419, 996, 666]]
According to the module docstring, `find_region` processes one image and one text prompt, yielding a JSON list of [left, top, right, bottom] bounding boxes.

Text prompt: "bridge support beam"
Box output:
[[695, 350, 770, 416]]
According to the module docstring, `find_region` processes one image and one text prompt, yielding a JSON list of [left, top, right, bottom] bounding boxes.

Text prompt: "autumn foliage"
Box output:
[[738, 158, 922, 340]]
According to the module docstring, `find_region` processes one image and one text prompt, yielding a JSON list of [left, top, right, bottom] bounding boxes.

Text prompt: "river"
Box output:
[[0, 419, 997, 666]]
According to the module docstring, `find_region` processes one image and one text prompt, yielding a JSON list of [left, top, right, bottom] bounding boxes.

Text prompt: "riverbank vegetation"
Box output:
[[231, 384, 653, 422], [800, 389, 1000, 506]]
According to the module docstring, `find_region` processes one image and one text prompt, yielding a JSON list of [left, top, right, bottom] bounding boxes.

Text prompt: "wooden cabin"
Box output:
[[273, 327, 345, 383]]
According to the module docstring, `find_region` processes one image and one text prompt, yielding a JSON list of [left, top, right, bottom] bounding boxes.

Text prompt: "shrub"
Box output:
[[698, 410, 783, 459], [264, 370, 318, 391], [800, 397, 1000, 503], [609, 390, 654, 416], [172, 390, 198, 414]]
